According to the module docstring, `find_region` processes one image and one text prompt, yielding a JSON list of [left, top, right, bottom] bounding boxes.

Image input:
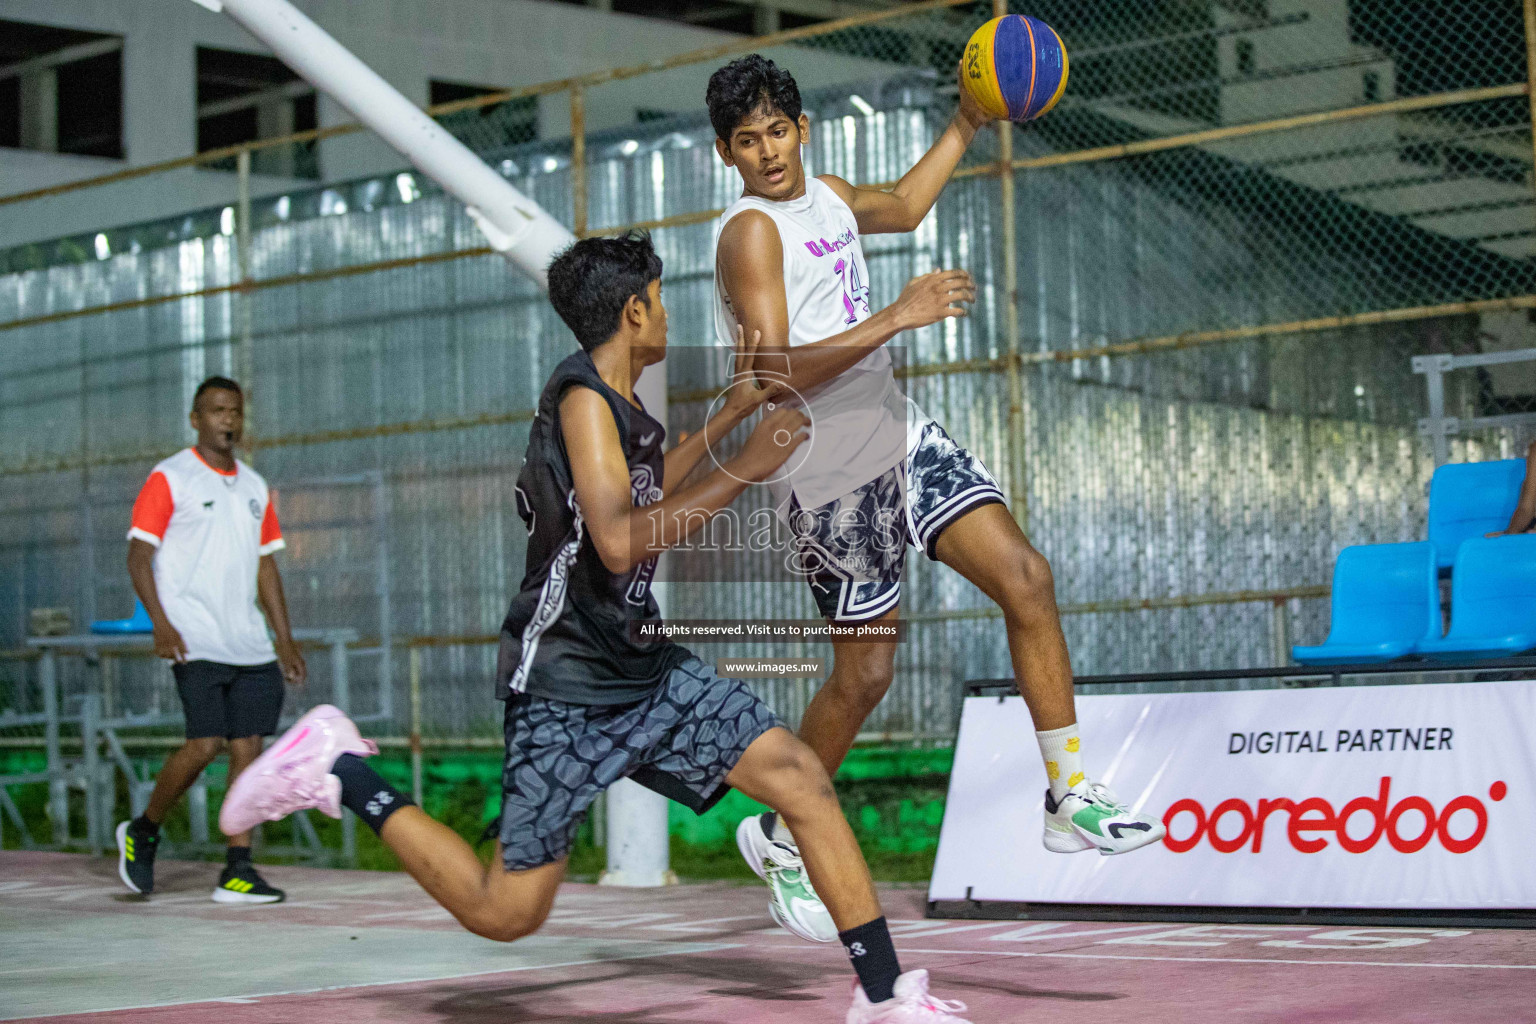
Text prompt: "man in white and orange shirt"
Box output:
[[115, 376, 307, 904]]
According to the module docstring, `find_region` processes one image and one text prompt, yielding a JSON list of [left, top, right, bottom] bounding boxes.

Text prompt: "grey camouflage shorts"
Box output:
[[497, 657, 781, 870]]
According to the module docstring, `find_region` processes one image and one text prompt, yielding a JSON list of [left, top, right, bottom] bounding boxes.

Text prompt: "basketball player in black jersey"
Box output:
[[221, 234, 977, 1022]]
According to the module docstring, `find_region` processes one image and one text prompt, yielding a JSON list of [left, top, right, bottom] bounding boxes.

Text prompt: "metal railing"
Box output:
[[4, 0, 1536, 739], [1417, 345, 1536, 464], [1, 629, 359, 861]]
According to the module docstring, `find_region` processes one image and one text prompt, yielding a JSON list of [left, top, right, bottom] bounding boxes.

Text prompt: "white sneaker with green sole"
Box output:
[[1044, 781, 1166, 855], [736, 812, 836, 943]]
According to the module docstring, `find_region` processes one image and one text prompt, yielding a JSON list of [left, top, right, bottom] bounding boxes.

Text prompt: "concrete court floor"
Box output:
[[3, 850, 1534, 1022]]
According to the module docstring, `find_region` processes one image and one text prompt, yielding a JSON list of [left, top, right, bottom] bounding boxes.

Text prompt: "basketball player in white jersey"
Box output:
[[707, 56, 1166, 931]]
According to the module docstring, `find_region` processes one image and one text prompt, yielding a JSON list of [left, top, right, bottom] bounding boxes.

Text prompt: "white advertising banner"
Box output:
[[929, 681, 1536, 909]]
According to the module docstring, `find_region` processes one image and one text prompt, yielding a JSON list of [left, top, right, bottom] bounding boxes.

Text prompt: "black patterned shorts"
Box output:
[[498, 657, 781, 870], [789, 414, 1006, 622]]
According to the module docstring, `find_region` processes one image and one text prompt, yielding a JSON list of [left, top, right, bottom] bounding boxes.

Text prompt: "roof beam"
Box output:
[[756, 0, 894, 24], [197, 79, 314, 118], [753, 0, 972, 47], [0, 36, 121, 83]]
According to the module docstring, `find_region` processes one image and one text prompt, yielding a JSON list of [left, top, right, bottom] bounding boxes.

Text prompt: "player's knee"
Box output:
[[830, 657, 894, 711], [770, 738, 839, 810], [185, 737, 225, 766], [785, 738, 832, 787], [1000, 546, 1057, 615], [467, 903, 549, 943], [227, 736, 261, 757]]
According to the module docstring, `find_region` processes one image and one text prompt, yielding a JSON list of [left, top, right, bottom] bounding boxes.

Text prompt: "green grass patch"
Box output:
[[0, 745, 951, 881]]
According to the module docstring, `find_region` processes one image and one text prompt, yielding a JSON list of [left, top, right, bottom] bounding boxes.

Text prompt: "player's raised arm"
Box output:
[[818, 63, 996, 236], [718, 209, 976, 397], [561, 385, 807, 574]]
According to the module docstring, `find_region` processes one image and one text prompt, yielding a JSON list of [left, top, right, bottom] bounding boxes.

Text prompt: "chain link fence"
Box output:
[[2, 0, 1534, 748]]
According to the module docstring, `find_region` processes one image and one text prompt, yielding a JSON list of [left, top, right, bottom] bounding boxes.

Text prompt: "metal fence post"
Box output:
[[332, 633, 355, 865], [409, 645, 423, 806], [1523, 0, 1536, 185], [1271, 598, 1291, 667], [81, 693, 101, 853], [374, 472, 393, 723], [236, 148, 256, 455], [40, 646, 67, 846], [189, 775, 210, 845], [1414, 354, 1452, 466], [571, 85, 587, 237], [995, 0, 1026, 533]]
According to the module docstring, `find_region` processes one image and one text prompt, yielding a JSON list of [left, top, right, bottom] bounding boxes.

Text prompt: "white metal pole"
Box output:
[[600, 778, 673, 887], [191, 0, 668, 878], [600, 361, 674, 888], [188, 0, 574, 287]]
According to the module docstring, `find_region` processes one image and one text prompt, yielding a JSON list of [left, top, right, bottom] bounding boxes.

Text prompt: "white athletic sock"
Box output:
[[1036, 724, 1085, 803]]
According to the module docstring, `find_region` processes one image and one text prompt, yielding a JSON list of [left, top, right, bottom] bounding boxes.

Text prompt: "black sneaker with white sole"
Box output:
[[212, 861, 285, 904], [116, 819, 159, 895]]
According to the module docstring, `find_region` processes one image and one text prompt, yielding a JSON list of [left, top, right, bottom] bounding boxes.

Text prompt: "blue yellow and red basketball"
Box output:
[[962, 14, 1069, 123]]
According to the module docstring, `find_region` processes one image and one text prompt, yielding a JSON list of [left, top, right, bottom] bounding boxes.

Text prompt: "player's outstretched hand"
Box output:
[[893, 269, 975, 331], [731, 404, 810, 482], [153, 620, 188, 663], [956, 59, 996, 130]]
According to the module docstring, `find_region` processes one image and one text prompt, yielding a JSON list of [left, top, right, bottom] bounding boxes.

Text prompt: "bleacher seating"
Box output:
[[1427, 458, 1525, 569], [1291, 542, 1440, 665], [1414, 535, 1536, 659], [1292, 456, 1535, 665]]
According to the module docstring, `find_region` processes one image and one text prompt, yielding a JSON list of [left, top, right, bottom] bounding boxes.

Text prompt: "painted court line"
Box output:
[[897, 947, 1536, 970], [11, 942, 743, 1021]]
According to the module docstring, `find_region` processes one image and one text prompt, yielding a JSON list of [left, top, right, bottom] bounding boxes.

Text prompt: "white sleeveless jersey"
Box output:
[[713, 176, 906, 512]]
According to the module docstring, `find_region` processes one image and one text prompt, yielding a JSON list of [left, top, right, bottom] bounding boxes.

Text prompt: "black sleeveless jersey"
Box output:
[[496, 350, 688, 704]]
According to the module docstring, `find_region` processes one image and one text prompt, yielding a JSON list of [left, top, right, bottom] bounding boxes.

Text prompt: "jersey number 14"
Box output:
[[834, 257, 871, 325]]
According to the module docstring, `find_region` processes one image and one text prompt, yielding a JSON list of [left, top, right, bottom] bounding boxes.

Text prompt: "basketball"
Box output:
[[962, 14, 1069, 122]]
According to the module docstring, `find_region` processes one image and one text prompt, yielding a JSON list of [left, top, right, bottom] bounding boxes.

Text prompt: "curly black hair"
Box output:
[[705, 54, 803, 142], [545, 233, 663, 352]]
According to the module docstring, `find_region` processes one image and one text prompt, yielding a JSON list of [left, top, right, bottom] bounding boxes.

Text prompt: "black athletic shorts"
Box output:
[[172, 660, 285, 739], [498, 657, 781, 871]]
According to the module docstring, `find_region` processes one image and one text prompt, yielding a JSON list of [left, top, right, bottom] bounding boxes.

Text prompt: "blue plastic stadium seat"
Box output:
[[90, 598, 154, 634], [1427, 458, 1525, 570], [1291, 542, 1439, 665], [1414, 535, 1536, 659]]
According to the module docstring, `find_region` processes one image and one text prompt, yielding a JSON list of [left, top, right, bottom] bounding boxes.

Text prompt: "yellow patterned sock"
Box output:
[[1036, 724, 1085, 803]]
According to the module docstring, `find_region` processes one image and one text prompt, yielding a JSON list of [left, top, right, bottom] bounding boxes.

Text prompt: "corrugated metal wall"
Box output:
[[4, 6, 1533, 741]]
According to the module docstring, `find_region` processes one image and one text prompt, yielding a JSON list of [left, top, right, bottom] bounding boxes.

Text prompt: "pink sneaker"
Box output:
[[846, 970, 972, 1023], [220, 704, 377, 836]]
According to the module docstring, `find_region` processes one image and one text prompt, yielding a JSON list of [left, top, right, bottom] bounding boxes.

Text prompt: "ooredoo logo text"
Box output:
[[1162, 777, 1507, 854]]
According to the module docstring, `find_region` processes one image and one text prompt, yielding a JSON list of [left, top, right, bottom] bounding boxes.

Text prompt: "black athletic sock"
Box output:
[[226, 845, 252, 867], [331, 754, 412, 835], [840, 916, 901, 1004], [129, 815, 160, 837], [760, 810, 778, 841]]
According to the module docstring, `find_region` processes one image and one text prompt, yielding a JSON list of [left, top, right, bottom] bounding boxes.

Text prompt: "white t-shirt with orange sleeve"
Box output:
[[128, 447, 285, 666]]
